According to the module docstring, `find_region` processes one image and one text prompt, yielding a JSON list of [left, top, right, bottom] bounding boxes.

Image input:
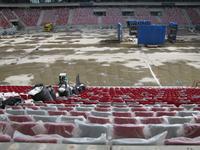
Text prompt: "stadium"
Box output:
[[0, 0, 200, 149]]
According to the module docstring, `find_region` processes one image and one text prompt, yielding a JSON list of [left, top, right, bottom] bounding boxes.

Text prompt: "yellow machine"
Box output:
[[44, 23, 53, 32]]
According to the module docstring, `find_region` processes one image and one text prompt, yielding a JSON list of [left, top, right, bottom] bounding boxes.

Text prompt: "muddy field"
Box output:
[[0, 29, 200, 86]]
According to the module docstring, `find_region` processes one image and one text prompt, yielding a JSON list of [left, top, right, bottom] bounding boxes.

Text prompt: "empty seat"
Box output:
[[95, 107, 111, 112], [75, 120, 109, 138], [112, 107, 130, 112], [33, 115, 58, 122], [8, 115, 33, 122], [112, 124, 146, 139], [88, 115, 111, 124], [44, 122, 75, 137], [6, 109, 26, 115], [167, 116, 193, 124], [112, 112, 132, 117], [11, 122, 39, 136], [178, 111, 199, 117], [183, 124, 200, 138], [13, 133, 58, 143], [156, 111, 177, 117], [169, 107, 184, 111], [134, 111, 154, 117], [91, 111, 112, 117], [48, 110, 68, 116], [58, 107, 74, 112], [165, 136, 200, 145], [140, 117, 167, 124], [40, 106, 57, 111], [0, 109, 4, 114], [151, 107, 167, 112], [113, 117, 137, 124], [26, 110, 47, 116], [76, 107, 93, 111], [59, 116, 86, 123], [0, 133, 11, 142], [149, 124, 183, 139], [47, 104, 65, 108], [131, 107, 148, 112], [70, 111, 89, 118]]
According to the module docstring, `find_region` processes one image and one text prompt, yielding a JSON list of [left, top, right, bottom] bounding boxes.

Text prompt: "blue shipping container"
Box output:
[[137, 25, 166, 45]]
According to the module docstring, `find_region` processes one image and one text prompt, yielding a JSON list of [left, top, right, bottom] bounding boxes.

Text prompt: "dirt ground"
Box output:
[[0, 29, 200, 87]]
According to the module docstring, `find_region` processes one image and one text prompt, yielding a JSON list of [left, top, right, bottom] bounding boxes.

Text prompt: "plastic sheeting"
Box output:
[[112, 131, 167, 145], [113, 117, 138, 124], [183, 124, 200, 138], [112, 124, 147, 139], [167, 116, 193, 124], [8, 115, 33, 122], [165, 136, 200, 145], [88, 116, 111, 124], [149, 124, 183, 139], [74, 120, 109, 138], [62, 134, 107, 144], [140, 117, 168, 124]]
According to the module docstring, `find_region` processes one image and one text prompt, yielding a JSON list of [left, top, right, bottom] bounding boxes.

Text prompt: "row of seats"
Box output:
[[1, 113, 200, 125], [1, 120, 200, 144], [0, 7, 200, 28]]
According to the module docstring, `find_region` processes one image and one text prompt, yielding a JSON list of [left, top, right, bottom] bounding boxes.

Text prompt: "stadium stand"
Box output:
[[13, 8, 41, 27], [0, 86, 200, 145], [0, 7, 200, 28]]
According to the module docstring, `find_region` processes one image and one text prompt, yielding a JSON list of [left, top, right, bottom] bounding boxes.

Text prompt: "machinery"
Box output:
[[167, 22, 178, 43], [44, 23, 53, 32]]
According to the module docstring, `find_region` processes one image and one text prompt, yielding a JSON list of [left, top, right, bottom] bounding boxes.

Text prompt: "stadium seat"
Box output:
[[149, 124, 183, 139], [112, 124, 146, 139], [75, 120, 109, 138], [44, 122, 75, 137], [8, 115, 34, 122], [140, 117, 168, 124], [88, 115, 111, 124], [113, 117, 138, 124], [112, 112, 132, 117]]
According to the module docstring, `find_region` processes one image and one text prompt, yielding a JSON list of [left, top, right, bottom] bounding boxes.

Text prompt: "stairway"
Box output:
[[67, 9, 74, 25], [182, 9, 192, 25], [37, 10, 44, 26]]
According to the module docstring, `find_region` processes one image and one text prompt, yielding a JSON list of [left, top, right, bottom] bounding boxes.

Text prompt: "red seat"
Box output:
[[112, 124, 145, 138], [112, 112, 132, 117], [151, 107, 167, 111], [95, 107, 111, 112], [48, 110, 67, 116], [134, 111, 154, 117], [140, 117, 166, 124], [156, 111, 177, 117], [44, 122, 75, 138], [11, 122, 39, 136], [184, 124, 200, 138], [113, 117, 137, 124], [8, 115, 33, 122], [0, 109, 4, 114], [131, 107, 148, 111], [14, 135, 57, 143], [88, 116, 110, 124], [169, 107, 184, 111], [0, 134, 11, 142], [70, 111, 88, 118], [58, 107, 74, 112]]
